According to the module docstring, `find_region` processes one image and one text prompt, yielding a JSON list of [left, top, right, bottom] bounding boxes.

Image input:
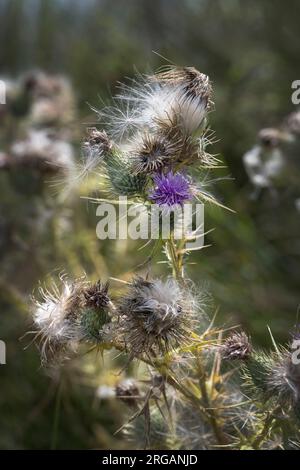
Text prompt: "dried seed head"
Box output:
[[153, 66, 212, 104], [267, 350, 300, 405], [131, 133, 179, 174], [32, 277, 84, 364], [84, 127, 112, 153], [83, 281, 110, 309], [114, 66, 212, 136], [221, 332, 252, 361], [32, 277, 113, 364], [116, 378, 140, 407], [117, 276, 198, 357]]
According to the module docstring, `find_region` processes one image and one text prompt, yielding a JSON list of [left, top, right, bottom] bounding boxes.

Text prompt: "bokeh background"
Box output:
[[0, 0, 299, 449]]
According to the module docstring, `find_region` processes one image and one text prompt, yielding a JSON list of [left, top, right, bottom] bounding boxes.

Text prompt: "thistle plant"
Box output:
[[31, 66, 300, 450]]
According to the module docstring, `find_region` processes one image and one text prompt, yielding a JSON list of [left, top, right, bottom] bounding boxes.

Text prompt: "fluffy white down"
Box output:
[[34, 283, 77, 340], [142, 84, 207, 134], [139, 279, 183, 318]]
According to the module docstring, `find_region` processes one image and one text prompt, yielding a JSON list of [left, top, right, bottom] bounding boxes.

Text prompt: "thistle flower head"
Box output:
[[104, 147, 148, 198], [153, 66, 211, 103], [258, 128, 281, 148], [117, 276, 198, 356], [32, 277, 84, 364], [83, 280, 110, 309], [32, 277, 112, 364], [147, 66, 212, 134], [115, 66, 211, 136], [221, 331, 252, 361], [131, 133, 179, 174], [80, 281, 112, 341], [266, 350, 300, 405], [149, 171, 193, 208]]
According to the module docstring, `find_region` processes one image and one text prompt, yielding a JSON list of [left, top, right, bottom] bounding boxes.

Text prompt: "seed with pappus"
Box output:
[[149, 171, 193, 208], [221, 332, 252, 361], [117, 277, 198, 356]]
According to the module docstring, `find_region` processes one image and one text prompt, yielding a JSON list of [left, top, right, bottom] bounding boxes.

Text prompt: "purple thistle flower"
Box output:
[[149, 171, 193, 208]]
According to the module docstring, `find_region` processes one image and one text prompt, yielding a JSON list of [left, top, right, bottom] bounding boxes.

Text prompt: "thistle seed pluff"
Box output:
[[117, 277, 197, 356]]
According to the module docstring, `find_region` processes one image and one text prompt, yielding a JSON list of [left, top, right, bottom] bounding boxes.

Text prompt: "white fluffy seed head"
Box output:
[[113, 67, 211, 137], [142, 84, 208, 134], [34, 281, 81, 339], [117, 277, 201, 356], [32, 278, 84, 364]]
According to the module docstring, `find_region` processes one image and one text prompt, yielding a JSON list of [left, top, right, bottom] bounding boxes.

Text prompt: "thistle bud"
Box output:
[[80, 281, 112, 341], [221, 332, 252, 361]]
